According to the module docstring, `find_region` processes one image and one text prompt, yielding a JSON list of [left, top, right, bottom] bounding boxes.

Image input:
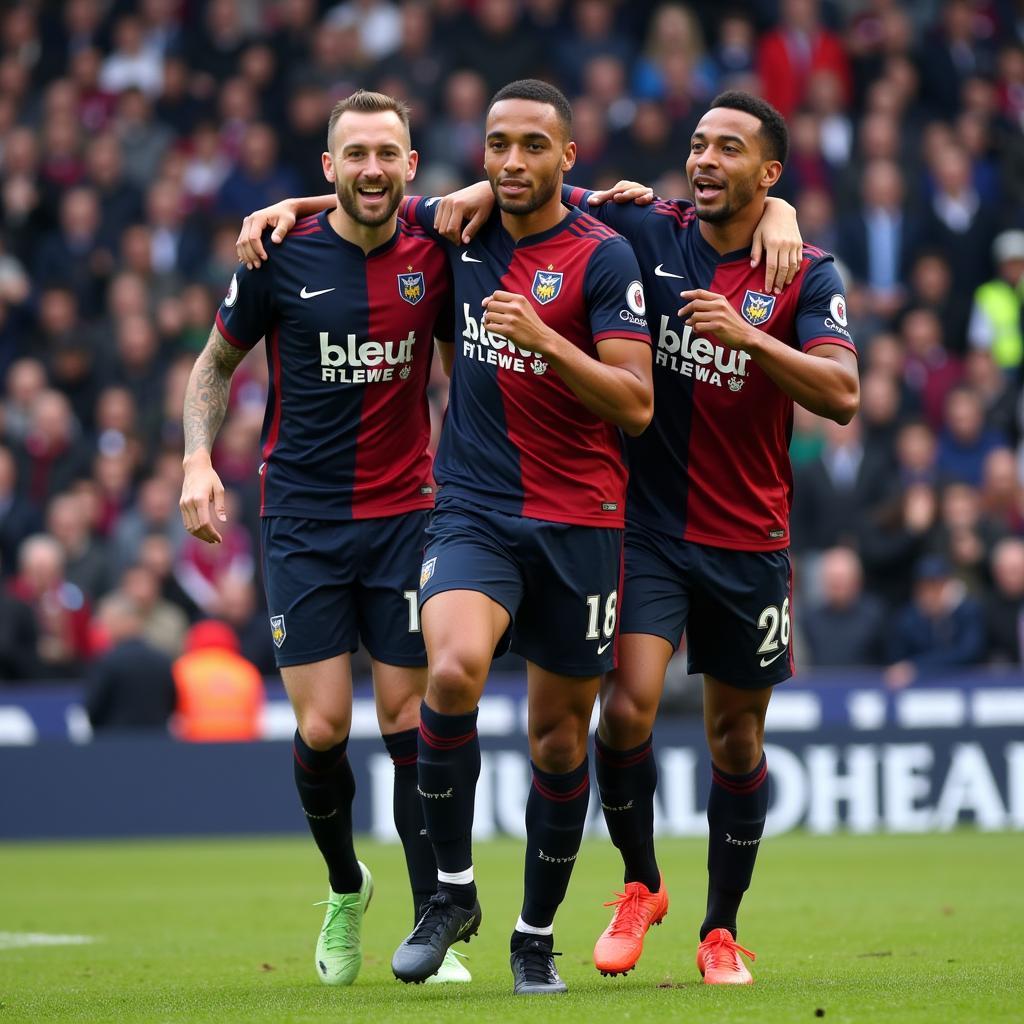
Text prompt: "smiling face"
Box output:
[[686, 106, 781, 224], [323, 110, 417, 227], [484, 98, 575, 216]]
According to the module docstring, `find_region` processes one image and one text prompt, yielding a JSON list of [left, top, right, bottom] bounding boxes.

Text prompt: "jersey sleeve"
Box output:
[[400, 195, 445, 239], [214, 252, 274, 351], [583, 236, 652, 345], [794, 257, 857, 354], [562, 184, 655, 242]]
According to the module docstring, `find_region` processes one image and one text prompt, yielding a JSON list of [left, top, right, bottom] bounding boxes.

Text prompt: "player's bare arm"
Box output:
[[435, 338, 455, 377], [482, 290, 653, 435], [179, 326, 248, 543], [679, 287, 859, 423], [235, 194, 334, 268]]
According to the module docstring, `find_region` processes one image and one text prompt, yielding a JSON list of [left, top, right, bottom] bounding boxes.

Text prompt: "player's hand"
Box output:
[[235, 200, 300, 269], [179, 455, 227, 544], [679, 289, 753, 349], [751, 197, 803, 295], [433, 181, 494, 244], [482, 291, 554, 353], [884, 661, 917, 691], [587, 180, 655, 207]]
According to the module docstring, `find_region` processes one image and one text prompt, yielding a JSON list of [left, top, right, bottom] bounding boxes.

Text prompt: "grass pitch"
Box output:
[[0, 831, 1018, 1023]]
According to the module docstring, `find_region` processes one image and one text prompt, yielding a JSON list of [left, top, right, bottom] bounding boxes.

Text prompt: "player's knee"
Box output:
[[296, 711, 349, 752], [708, 718, 762, 774], [530, 719, 587, 774], [427, 651, 483, 710], [601, 684, 657, 744]]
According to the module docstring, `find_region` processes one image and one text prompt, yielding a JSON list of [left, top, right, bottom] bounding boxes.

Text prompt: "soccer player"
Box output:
[[178, 91, 471, 987], [236, 79, 654, 995], [419, 91, 858, 984]]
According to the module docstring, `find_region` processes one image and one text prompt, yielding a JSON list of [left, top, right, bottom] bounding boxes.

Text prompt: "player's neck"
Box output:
[[500, 194, 568, 242], [327, 205, 396, 254], [697, 198, 766, 256]]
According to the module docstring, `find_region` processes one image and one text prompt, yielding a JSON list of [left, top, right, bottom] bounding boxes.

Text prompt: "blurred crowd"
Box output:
[[1, 0, 1023, 692]]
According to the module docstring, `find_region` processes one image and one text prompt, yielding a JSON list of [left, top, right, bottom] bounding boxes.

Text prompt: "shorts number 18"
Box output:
[[585, 590, 618, 640]]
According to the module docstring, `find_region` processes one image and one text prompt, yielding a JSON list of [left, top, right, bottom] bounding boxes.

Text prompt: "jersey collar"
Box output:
[[493, 205, 583, 250], [319, 210, 402, 260]]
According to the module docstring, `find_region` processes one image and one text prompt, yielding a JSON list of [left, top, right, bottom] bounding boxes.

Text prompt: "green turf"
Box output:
[[0, 831, 1019, 1023]]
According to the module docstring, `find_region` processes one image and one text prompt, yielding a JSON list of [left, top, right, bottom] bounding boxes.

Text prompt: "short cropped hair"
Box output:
[[709, 90, 789, 165], [487, 79, 573, 140], [327, 90, 411, 150]]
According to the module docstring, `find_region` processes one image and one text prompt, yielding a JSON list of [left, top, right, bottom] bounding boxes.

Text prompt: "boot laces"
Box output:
[[313, 897, 360, 953], [603, 887, 648, 938], [407, 892, 457, 946], [516, 941, 562, 984], [703, 930, 756, 971]]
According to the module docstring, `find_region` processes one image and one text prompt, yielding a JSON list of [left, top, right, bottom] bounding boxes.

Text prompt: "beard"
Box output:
[[492, 169, 560, 216], [691, 170, 760, 224], [337, 179, 403, 226]]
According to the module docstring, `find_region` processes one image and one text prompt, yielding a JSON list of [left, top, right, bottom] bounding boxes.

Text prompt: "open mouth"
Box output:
[[693, 176, 725, 201], [357, 184, 388, 202]]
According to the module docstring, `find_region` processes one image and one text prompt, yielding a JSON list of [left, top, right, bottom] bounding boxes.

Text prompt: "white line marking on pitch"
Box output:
[[0, 932, 97, 950]]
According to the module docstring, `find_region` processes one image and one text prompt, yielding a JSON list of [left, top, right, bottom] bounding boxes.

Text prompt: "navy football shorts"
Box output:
[[260, 512, 428, 669], [419, 497, 623, 677], [620, 518, 793, 689]]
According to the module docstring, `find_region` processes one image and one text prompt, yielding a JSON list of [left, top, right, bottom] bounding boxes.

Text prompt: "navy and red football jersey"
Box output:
[[565, 186, 857, 551], [215, 211, 452, 519], [404, 197, 651, 529]]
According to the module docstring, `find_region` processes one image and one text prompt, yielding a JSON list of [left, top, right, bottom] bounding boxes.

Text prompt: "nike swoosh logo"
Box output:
[[461, 251, 482, 263], [424, 197, 440, 207], [455, 917, 476, 938], [654, 265, 685, 279], [759, 650, 787, 667], [597, 641, 612, 655], [299, 286, 336, 299]]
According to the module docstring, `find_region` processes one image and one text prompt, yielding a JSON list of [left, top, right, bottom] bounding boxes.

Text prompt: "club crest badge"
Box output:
[[420, 557, 436, 588], [531, 270, 563, 305], [398, 271, 425, 305], [741, 289, 776, 327], [270, 615, 286, 648]]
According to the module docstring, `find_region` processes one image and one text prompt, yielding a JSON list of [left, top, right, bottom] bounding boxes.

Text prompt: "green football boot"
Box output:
[[314, 862, 373, 986], [425, 948, 472, 984]]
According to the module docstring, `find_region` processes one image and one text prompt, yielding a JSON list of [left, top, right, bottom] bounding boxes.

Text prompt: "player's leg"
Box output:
[[284, 656, 372, 986], [688, 544, 792, 985], [508, 663, 599, 995], [506, 520, 620, 995], [593, 521, 688, 975], [261, 515, 369, 986], [391, 588, 509, 982], [592, 634, 674, 976]]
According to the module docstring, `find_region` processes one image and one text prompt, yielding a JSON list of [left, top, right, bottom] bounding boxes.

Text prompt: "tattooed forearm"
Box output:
[[182, 326, 249, 459]]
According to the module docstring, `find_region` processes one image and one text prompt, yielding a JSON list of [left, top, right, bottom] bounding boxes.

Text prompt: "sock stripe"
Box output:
[[595, 735, 653, 768], [712, 758, 768, 795], [532, 772, 590, 803], [418, 720, 477, 750], [292, 744, 347, 775], [390, 752, 418, 767]]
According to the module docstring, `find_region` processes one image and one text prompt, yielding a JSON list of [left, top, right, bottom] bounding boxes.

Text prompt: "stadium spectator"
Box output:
[[801, 547, 885, 667], [901, 307, 963, 431], [46, 490, 112, 602], [791, 416, 890, 555], [213, 572, 276, 676], [0, 443, 37, 576], [118, 562, 188, 659], [884, 554, 986, 689], [0, 556, 39, 680], [936, 385, 1008, 486], [171, 619, 264, 742], [968, 229, 1024, 374], [84, 592, 176, 733], [755, 0, 852, 118], [214, 121, 301, 219], [14, 390, 92, 510], [11, 533, 92, 677], [984, 537, 1024, 664], [99, 15, 163, 98]]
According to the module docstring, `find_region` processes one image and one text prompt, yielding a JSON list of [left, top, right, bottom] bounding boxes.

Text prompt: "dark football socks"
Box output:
[[382, 726, 437, 923], [417, 702, 480, 908], [701, 752, 770, 940], [292, 729, 362, 894], [518, 757, 591, 931], [595, 733, 661, 892]]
